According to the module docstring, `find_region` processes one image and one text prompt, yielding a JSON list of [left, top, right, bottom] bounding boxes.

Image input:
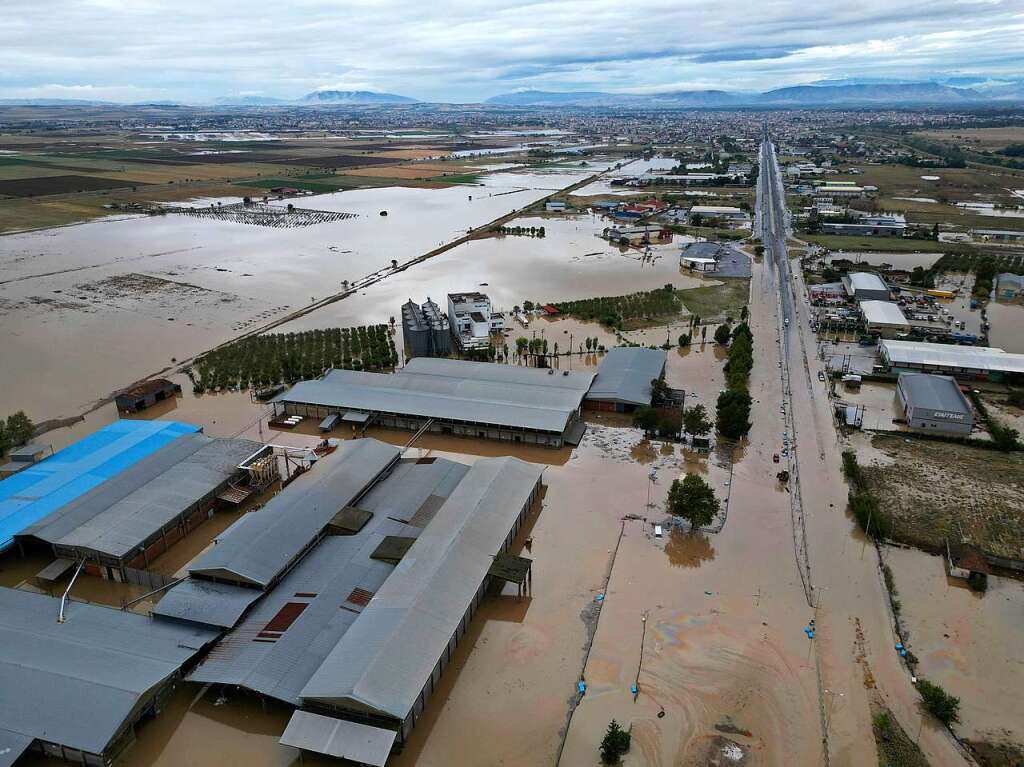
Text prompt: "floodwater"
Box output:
[[825, 250, 943, 270], [0, 166, 598, 421], [275, 213, 705, 335], [883, 545, 1024, 752], [986, 299, 1024, 354]]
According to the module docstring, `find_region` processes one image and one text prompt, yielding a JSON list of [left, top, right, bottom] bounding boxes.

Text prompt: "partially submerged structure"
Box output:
[[114, 379, 182, 413], [585, 347, 668, 412], [154, 438, 542, 764], [880, 340, 1024, 383], [842, 272, 890, 302], [273, 358, 595, 447], [0, 587, 216, 766], [859, 300, 909, 338], [401, 297, 452, 358]]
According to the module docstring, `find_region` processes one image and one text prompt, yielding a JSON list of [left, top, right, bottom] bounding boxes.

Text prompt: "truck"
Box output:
[[927, 289, 956, 300]]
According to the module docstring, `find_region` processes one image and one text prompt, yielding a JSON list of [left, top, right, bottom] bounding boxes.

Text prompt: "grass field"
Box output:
[[677, 278, 750, 319], [915, 127, 1024, 151], [803, 234, 976, 254]]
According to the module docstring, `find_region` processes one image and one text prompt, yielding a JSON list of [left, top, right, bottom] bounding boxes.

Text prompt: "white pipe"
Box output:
[[58, 560, 85, 623]]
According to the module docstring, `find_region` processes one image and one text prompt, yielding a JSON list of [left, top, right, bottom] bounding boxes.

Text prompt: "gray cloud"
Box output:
[[0, 0, 1021, 102]]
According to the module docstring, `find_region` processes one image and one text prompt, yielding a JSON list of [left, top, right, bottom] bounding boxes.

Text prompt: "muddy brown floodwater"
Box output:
[[0, 165, 604, 421]]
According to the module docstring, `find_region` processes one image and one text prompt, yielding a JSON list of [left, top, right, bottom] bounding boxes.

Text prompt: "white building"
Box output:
[[447, 292, 503, 350]]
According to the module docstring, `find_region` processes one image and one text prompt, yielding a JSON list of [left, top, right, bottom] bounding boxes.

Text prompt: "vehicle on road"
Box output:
[[817, 371, 826, 382]]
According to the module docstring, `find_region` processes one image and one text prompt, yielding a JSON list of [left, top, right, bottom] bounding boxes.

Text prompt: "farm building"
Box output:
[[164, 439, 542, 763], [971, 228, 1024, 244], [0, 587, 217, 767], [0, 420, 201, 552], [880, 340, 1024, 383], [13, 429, 261, 581], [401, 297, 452, 358], [0, 443, 52, 479], [272, 358, 595, 447], [897, 373, 975, 435], [842, 272, 890, 301], [585, 347, 668, 411], [114, 379, 182, 413], [859, 300, 909, 338]]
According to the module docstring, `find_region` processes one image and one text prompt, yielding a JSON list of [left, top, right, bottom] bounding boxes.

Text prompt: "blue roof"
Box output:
[[0, 420, 200, 551]]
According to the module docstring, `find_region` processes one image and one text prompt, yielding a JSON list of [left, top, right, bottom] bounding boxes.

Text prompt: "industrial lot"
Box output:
[[0, 102, 1023, 767]]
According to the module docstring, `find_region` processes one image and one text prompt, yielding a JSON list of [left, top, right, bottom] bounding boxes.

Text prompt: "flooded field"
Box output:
[[883, 545, 1024, 754], [0, 166, 599, 421], [986, 299, 1024, 354]]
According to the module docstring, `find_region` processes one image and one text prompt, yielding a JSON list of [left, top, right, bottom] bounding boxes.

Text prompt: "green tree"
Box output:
[[0, 419, 9, 456], [740, 305, 749, 322], [677, 333, 691, 347], [989, 420, 1021, 452], [600, 720, 631, 765], [714, 323, 732, 345], [917, 680, 960, 726], [682, 404, 712, 438], [667, 474, 719, 528], [523, 300, 535, 311], [633, 406, 659, 432], [701, 325, 707, 341], [716, 389, 752, 439], [6, 411, 34, 447]]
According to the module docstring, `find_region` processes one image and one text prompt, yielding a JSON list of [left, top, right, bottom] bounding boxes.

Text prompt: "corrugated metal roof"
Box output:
[[280, 711, 395, 766], [184, 456, 469, 702], [859, 300, 908, 327], [275, 360, 594, 434], [0, 587, 216, 756], [0, 728, 32, 767], [844, 272, 888, 292], [586, 347, 667, 406], [152, 578, 262, 629], [19, 435, 258, 560], [881, 340, 1024, 374], [189, 440, 400, 589], [0, 421, 200, 551], [897, 373, 972, 414], [299, 457, 543, 721]]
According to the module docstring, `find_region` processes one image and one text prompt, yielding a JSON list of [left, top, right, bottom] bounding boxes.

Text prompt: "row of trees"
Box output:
[[192, 326, 397, 393], [493, 225, 546, 237], [716, 322, 754, 439], [550, 285, 682, 330], [0, 411, 35, 456]]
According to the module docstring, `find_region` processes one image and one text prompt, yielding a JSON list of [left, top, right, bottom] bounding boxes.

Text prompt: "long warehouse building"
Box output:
[[273, 357, 595, 447], [880, 340, 1024, 383]]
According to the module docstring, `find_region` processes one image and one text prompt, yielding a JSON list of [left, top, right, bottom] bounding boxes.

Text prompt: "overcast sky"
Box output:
[[3, 0, 1023, 102]]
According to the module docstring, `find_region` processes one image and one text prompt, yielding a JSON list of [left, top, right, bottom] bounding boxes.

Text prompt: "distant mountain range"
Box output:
[[485, 81, 1020, 107], [3, 79, 1023, 108], [301, 90, 417, 104]]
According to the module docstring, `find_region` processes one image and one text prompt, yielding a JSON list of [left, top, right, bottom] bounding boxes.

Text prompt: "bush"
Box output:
[[917, 679, 960, 725], [713, 323, 731, 345], [600, 719, 631, 764]]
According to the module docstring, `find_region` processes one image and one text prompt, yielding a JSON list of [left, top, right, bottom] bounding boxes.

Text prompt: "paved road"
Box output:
[[758, 137, 976, 766]]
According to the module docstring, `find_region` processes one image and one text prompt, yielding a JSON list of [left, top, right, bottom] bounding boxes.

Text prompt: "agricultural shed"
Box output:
[[16, 434, 259, 578], [273, 358, 595, 447], [0, 587, 216, 766], [0, 421, 199, 552], [586, 347, 668, 411]]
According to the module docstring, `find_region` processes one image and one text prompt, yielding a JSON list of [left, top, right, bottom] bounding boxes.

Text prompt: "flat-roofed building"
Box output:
[[447, 292, 503, 351], [897, 373, 975, 435], [842, 271, 889, 301], [880, 340, 1024, 383], [859, 300, 909, 338], [273, 358, 595, 447]]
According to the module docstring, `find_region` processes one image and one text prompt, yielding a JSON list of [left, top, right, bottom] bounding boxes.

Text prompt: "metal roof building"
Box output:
[[16, 434, 259, 575], [859, 300, 909, 338], [0, 420, 199, 552], [0, 587, 216, 766], [842, 272, 890, 301], [586, 347, 668, 410], [880, 340, 1024, 382], [273, 358, 594, 447], [298, 456, 543, 741], [897, 373, 975, 435], [189, 439, 400, 589]]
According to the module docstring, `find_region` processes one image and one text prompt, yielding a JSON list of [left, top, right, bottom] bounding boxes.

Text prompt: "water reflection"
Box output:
[[664, 529, 717, 569]]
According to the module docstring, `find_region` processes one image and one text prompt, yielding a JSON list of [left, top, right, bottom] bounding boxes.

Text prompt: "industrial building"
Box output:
[[688, 205, 750, 226], [879, 340, 1024, 382], [996, 272, 1023, 301], [897, 373, 975, 435], [13, 429, 261, 581], [822, 214, 906, 237], [158, 438, 542, 764], [401, 297, 452, 358], [273, 358, 595, 447], [0, 587, 217, 766], [842, 272, 890, 302], [447, 292, 503, 351], [971, 228, 1024, 244], [0, 420, 202, 552], [585, 347, 668, 411], [859, 300, 909, 338]]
